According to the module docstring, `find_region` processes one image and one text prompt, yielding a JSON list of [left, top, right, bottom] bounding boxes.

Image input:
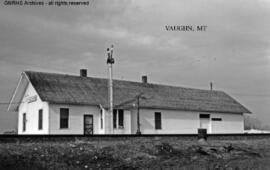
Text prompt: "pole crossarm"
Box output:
[[114, 93, 152, 109], [113, 98, 137, 109]]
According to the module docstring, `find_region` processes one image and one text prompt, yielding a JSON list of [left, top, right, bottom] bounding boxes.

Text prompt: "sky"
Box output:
[[0, 0, 270, 133]]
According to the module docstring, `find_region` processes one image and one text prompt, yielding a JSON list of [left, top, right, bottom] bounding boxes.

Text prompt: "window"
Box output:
[[113, 109, 117, 129], [38, 109, 43, 130], [200, 114, 210, 118], [60, 108, 69, 129], [155, 112, 162, 129], [23, 113, 26, 132], [113, 109, 124, 129], [118, 109, 124, 128], [212, 118, 222, 121], [100, 109, 103, 129]]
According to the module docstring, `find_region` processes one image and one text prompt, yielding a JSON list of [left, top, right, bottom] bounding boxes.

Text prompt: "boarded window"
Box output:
[[113, 109, 117, 129], [118, 109, 124, 127], [100, 109, 103, 129], [155, 112, 162, 129], [60, 108, 69, 129], [212, 118, 222, 121], [38, 109, 43, 130], [23, 113, 26, 131], [200, 114, 210, 118]]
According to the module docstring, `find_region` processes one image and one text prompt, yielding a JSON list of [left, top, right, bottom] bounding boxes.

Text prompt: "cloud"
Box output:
[[0, 0, 270, 132]]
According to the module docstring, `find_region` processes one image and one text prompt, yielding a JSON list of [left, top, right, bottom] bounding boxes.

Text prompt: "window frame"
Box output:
[[23, 113, 26, 132], [112, 109, 125, 129], [118, 109, 124, 128], [212, 118, 222, 121], [113, 109, 117, 129], [155, 112, 162, 130], [60, 108, 69, 129], [200, 114, 210, 119], [38, 109, 43, 130], [100, 109, 103, 129]]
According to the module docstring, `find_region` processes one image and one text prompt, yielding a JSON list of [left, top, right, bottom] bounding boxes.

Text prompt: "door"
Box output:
[[199, 114, 210, 133], [84, 115, 93, 135]]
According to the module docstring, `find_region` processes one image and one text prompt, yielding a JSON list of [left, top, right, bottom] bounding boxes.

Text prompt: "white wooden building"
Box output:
[[8, 70, 251, 135]]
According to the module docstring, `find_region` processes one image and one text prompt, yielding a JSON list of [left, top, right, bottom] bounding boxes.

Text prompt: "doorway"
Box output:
[[199, 114, 210, 133], [84, 115, 93, 135]]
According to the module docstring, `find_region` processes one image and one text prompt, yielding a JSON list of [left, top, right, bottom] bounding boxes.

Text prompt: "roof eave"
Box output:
[[7, 72, 29, 111], [112, 105, 250, 114]]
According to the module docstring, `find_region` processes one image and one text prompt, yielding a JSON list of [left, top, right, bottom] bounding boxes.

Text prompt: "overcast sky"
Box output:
[[0, 0, 270, 133]]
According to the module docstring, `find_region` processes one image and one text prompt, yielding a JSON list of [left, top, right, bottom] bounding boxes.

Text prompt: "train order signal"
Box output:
[[107, 45, 115, 64]]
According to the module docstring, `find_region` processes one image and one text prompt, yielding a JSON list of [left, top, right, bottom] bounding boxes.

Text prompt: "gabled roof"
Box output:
[[23, 71, 251, 114]]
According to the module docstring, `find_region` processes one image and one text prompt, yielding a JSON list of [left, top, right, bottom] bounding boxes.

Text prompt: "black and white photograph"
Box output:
[[0, 0, 270, 169]]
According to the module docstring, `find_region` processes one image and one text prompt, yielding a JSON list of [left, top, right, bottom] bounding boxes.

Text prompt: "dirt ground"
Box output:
[[1, 137, 270, 170]]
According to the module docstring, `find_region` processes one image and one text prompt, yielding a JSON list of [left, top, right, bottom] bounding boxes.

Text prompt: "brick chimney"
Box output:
[[80, 69, 87, 77], [142, 75, 148, 83]]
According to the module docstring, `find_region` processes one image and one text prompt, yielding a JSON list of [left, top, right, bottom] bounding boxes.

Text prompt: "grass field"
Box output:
[[1, 137, 270, 170]]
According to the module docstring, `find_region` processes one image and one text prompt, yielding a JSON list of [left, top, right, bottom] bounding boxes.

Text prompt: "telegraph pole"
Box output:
[[107, 45, 114, 134]]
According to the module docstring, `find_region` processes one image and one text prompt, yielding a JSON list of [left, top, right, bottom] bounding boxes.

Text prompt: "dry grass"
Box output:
[[1, 138, 270, 170]]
